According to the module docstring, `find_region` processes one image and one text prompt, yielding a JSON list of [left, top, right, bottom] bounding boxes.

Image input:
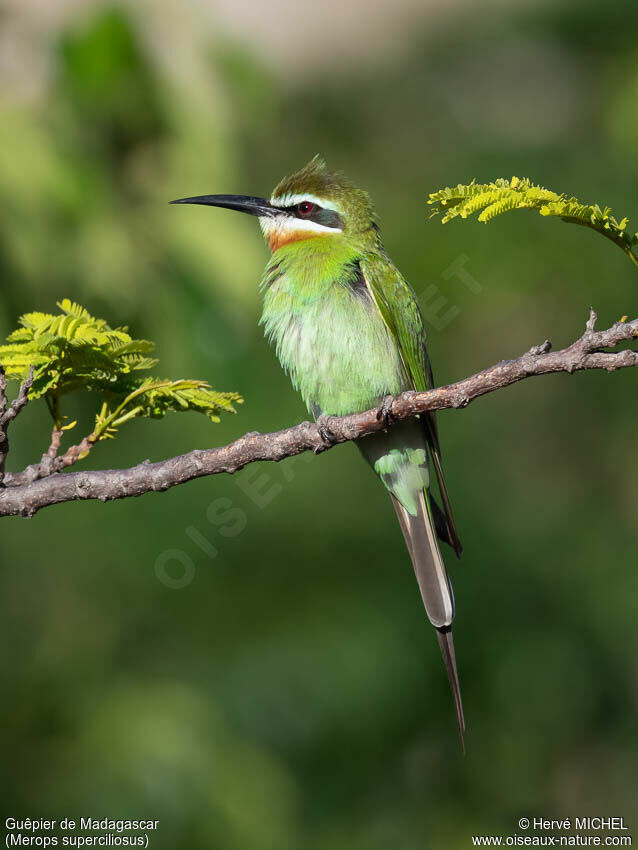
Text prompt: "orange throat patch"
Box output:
[[266, 227, 325, 254]]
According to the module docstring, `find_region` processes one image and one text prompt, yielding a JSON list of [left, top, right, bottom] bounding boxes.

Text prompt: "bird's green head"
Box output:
[[265, 155, 377, 250], [171, 156, 379, 253]]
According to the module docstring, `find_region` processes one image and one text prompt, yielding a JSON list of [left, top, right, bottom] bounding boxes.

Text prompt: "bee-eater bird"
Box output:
[[171, 156, 465, 746]]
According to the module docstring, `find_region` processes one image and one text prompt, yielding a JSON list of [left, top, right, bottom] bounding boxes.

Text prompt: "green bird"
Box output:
[[171, 156, 465, 745]]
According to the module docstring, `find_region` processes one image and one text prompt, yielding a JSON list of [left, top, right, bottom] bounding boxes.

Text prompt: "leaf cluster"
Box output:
[[428, 177, 638, 267], [0, 299, 242, 441]]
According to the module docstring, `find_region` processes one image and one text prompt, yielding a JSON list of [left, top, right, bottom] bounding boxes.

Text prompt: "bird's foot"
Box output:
[[316, 415, 338, 450], [376, 394, 398, 429]]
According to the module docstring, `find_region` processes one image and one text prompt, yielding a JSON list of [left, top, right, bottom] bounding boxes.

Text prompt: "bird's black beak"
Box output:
[[169, 194, 275, 217]]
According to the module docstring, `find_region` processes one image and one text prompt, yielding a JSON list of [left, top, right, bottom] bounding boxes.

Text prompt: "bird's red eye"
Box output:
[[297, 201, 315, 217]]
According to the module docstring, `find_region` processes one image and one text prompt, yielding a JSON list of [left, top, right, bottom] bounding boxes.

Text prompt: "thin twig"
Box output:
[[0, 366, 7, 420], [46, 428, 64, 459], [0, 366, 7, 485], [4, 435, 96, 487], [0, 311, 636, 518], [0, 366, 34, 486]]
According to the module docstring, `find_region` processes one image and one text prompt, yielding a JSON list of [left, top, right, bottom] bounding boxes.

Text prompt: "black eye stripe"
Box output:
[[276, 204, 343, 229]]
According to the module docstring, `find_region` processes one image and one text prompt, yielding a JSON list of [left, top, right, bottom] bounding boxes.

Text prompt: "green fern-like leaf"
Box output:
[[125, 378, 241, 422], [0, 300, 158, 398], [428, 177, 638, 268], [92, 378, 242, 441], [58, 298, 95, 321], [0, 299, 243, 437]]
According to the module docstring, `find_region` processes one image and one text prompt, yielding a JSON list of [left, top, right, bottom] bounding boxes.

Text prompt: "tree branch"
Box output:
[[0, 310, 636, 518]]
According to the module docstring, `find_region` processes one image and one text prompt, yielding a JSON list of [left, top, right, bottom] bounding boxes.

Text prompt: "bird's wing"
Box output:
[[359, 254, 429, 391], [359, 253, 462, 557]]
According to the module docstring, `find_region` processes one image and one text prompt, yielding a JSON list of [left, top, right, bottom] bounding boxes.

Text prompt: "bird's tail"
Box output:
[[357, 420, 465, 747], [392, 491, 466, 750]]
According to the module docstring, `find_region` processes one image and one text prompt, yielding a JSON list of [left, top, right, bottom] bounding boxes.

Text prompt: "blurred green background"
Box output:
[[1, 0, 637, 846]]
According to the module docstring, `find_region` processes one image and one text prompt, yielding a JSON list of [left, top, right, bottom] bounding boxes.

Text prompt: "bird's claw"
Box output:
[[376, 394, 398, 428], [316, 415, 338, 450]]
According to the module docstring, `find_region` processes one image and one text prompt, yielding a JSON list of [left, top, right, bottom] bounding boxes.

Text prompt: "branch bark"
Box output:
[[0, 310, 636, 518]]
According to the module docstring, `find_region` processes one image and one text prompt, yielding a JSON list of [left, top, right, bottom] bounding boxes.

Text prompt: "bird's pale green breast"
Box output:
[[260, 236, 410, 416]]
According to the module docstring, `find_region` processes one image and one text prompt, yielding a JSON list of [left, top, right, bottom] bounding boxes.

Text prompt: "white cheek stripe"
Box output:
[[269, 192, 341, 214], [259, 216, 342, 237]]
